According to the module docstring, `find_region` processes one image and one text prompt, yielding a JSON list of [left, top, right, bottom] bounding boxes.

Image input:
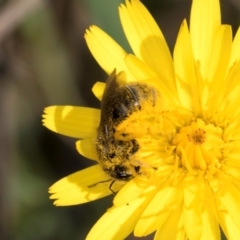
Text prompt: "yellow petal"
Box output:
[[119, 0, 175, 90], [113, 176, 153, 206], [174, 20, 199, 112], [42, 106, 100, 138], [184, 176, 220, 240], [214, 179, 240, 240], [85, 26, 134, 79], [154, 200, 186, 240], [92, 81, 105, 101], [226, 156, 240, 182], [190, 0, 221, 79], [76, 139, 98, 161], [125, 54, 156, 79], [49, 165, 121, 206], [217, 208, 240, 239], [209, 171, 240, 231], [135, 180, 181, 236], [207, 25, 232, 84], [223, 61, 240, 100], [87, 187, 156, 240], [228, 26, 240, 69], [200, 199, 220, 240], [183, 175, 202, 240]]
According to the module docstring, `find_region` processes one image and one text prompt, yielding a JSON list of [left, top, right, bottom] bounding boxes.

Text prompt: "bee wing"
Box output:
[[100, 70, 128, 124], [101, 69, 118, 104], [102, 70, 127, 102]]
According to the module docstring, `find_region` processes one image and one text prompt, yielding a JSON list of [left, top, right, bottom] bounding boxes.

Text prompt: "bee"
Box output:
[[94, 70, 162, 193]]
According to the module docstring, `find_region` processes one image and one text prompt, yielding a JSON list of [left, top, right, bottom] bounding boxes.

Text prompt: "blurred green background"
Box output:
[[1, 0, 239, 239]]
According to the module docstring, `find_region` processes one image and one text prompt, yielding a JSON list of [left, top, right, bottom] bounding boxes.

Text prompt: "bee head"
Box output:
[[103, 165, 132, 181]]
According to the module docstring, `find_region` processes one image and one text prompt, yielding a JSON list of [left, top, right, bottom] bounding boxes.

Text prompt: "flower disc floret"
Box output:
[[172, 118, 224, 175]]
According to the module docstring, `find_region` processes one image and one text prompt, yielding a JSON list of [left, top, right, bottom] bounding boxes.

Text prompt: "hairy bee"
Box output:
[[95, 70, 162, 191]]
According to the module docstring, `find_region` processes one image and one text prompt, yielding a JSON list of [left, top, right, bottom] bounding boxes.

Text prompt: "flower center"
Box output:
[[172, 118, 224, 176], [117, 109, 229, 180], [187, 128, 206, 145]]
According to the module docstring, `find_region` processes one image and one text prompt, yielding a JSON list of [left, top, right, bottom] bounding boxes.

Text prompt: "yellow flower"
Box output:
[[43, 0, 240, 239]]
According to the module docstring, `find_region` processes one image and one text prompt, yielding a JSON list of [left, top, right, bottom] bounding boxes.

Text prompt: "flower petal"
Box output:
[[209, 172, 240, 234], [154, 200, 186, 240], [190, 0, 221, 79], [207, 25, 232, 84], [125, 54, 156, 79], [119, 0, 175, 91], [113, 176, 153, 206], [217, 209, 240, 240], [85, 26, 134, 79], [223, 61, 240, 101], [86, 186, 156, 240], [184, 176, 220, 240], [42, 106, 100, 138], [183, 175, 202, 240], [213, 178, 240, 239], [49, 165, 120, 206], [92, 82, 105, 101], [200, 199, 220, 240], [228, 26, 240, 69], [135, 180, 182, 236], [174, 20, 199, 111], [76, 139, 98, 161], [204, 25, 232, 119]]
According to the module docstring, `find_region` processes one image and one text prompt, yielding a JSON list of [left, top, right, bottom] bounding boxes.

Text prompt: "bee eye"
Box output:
[[114, 165, 132, 179]]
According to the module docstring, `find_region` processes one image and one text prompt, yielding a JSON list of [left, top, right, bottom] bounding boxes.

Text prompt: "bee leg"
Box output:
[[134, 166, 141, 174], [88, 179, 112, 188], [109, 180, 116, 195], [88, 179, 117, 195]]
